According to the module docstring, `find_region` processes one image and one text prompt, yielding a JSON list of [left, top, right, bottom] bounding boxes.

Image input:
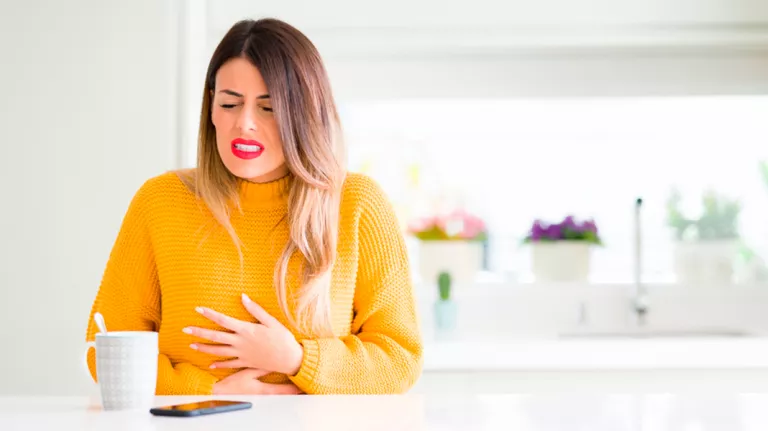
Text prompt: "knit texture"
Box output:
[[85, 171, 423, 395]]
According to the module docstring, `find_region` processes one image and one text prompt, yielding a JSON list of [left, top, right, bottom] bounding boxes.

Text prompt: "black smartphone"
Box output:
[[149, 400, 252, 417]]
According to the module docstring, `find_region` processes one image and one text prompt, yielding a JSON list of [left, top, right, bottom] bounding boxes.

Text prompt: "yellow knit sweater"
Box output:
[[85, 171, 423, 395]]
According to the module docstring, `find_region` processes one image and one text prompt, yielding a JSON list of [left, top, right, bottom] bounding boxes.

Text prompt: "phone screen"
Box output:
[[156, 400, 246, 411]]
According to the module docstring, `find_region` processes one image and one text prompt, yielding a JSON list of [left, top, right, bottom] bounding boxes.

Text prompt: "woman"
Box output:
[[85, 18, 423, 395]]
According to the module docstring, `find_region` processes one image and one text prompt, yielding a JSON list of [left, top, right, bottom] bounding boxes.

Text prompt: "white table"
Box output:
[[2, 393, 768, 430]]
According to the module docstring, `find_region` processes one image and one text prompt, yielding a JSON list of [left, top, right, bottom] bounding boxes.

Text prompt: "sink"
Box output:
[[558, 328, 753, 339]]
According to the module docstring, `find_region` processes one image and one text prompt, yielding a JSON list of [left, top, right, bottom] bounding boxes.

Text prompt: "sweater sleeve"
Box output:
[[85, 181, 218, 395], [288, 177, 423, 394]]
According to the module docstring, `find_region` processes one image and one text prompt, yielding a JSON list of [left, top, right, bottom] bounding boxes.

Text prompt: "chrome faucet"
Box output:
[[632, 197, 648, 326]]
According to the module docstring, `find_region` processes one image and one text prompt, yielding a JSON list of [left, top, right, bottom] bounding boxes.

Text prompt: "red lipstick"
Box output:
[[231, 138, 264, 160]]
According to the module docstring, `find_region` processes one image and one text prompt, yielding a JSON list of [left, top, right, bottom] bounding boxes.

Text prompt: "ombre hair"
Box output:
[[179, 18, 345, 337]]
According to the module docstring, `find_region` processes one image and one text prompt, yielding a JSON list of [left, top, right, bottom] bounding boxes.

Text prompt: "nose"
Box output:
[[235, 105, 258, 133]]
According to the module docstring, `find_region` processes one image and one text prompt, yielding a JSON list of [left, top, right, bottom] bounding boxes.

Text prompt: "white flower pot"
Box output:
[[531, 241, 592, 283], [417, 240, 483, 286], [673, 239, 738, 285]]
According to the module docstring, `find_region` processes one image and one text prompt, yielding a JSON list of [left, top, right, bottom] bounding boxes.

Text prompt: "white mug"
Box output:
[[84, 331, 158, 410]]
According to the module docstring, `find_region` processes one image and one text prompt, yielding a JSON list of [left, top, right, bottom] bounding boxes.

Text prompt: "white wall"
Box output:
[[0, 0, 179, 395]]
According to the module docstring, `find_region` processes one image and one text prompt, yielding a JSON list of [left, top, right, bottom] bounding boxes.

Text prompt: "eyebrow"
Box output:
[[218, 89, 270, 99]]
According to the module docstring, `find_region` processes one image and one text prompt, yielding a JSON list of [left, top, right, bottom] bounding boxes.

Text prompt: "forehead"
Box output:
[[214, 57, 267, 93]]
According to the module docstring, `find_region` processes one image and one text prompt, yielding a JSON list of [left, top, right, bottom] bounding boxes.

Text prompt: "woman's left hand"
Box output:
[[184, 293, 304, 376], [213, 369, 304, 395]]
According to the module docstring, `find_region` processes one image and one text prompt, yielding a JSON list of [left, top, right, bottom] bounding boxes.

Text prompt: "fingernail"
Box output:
[[182, 327, 192, 334], [209, 364, 216, 369], [241, 293, 250, 303], [190, 344, 198, 350], [195, 307, 204, 314]]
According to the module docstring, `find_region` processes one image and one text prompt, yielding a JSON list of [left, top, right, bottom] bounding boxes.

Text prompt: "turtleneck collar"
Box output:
[[238, 174, 292, 206]]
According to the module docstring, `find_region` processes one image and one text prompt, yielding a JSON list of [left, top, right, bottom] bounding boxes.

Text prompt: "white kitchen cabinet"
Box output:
[[206, 0, 768, 53], [207, 0, 768, 33], [177, 1, 768, 103], [412, 369, 768, 394], [416, 282, 768, 340]]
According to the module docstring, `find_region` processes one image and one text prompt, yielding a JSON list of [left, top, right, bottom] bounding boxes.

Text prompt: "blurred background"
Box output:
[[2, 0, 768, 400]]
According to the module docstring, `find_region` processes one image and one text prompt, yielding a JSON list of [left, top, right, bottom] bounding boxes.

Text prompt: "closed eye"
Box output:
[[220, 104, 237, 109]]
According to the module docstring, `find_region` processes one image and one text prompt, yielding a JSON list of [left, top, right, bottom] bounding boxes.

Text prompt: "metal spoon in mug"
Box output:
[[94, 312, 108, 334]]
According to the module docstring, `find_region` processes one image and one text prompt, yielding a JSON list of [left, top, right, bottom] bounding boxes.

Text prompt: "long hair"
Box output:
[[179, 18, 345, 337]]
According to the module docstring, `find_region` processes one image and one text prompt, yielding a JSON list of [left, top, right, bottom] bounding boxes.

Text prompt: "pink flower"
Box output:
[[410, 209, 486, 240], [407, 216, 437, 234]]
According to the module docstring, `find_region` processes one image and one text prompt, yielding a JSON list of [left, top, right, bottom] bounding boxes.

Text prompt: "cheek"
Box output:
[[211, 109, 236, 152], [211, 108, 229, 130], [260, 119, 284, 155]]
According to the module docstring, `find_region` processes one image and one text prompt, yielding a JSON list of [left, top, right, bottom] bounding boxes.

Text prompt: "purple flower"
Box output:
[[562, 215, 577, 230], [582, 219, 597, 234], [545, 224, 562, 239], [531, 219, 546, 240], [525, 215, 602, 245]]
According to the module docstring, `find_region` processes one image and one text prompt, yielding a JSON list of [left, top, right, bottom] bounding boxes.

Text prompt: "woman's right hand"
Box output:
[[212, 369, 303, 395]]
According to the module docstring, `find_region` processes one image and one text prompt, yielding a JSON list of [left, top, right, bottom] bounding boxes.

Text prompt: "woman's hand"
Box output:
[[213, 369, 303, 395], [183, 293, 304, 376]]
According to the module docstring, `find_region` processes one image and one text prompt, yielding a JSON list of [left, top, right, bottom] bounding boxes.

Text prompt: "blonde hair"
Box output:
[[179, 18, 345, 337]]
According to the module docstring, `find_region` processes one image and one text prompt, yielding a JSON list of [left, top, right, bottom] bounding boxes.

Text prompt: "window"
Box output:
[[339, 96, 768, 284]]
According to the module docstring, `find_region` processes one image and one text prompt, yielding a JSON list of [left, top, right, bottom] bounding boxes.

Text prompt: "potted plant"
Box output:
[[434, 271, 457, 333], [667, 187, 741, 285], [408, 209, 487, 286], [523, 215, 602, 282]]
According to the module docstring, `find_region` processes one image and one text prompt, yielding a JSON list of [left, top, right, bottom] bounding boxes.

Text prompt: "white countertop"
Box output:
[[2, 394, 768, 430], [422, 336, 768, 371]]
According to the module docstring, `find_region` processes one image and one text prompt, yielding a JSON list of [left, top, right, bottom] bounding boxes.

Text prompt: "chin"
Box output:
[[224, 160, 282, 182], [230, 166, 269, 181]]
